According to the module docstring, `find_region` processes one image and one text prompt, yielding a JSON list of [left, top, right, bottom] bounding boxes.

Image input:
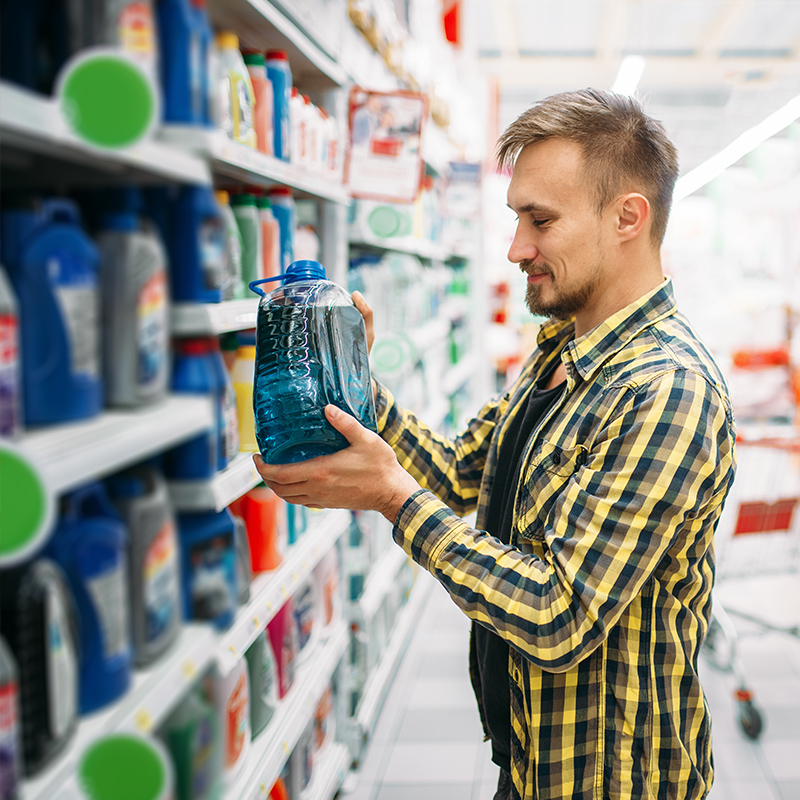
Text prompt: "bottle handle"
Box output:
[[249, 276, 285, 297]]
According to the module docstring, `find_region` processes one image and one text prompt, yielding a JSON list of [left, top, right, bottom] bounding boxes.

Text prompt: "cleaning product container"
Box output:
[[266, 600, 297, 700], [266, 187, 295, 274], [214, 191, 244, 300], [108, 466, 181, 667], [0, 560, 79, 777], [250, 260, 377, 465], [243, 52, 273, 155], [244, 630, 278, 737], [230, 332, 257, 451], [97, 188, 170, 408], [0, 200, 102, 426], [230, 193, 263, 289], [264, 50, 292, 161], [255, 196, 281, 280], [47, 483, 132, 715], [233, 515, 252, 604], [0, 265, 21, 438], [229, 486, 286, 572], [216, 657, 250, 784], [0, 634, 22, 796], [215, 32, 256, 148]]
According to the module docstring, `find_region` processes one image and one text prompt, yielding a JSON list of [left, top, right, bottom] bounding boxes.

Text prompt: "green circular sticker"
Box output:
[[58, 48, 157, 150], [78, 734, 172, 800], [0, 443, 53, 565]]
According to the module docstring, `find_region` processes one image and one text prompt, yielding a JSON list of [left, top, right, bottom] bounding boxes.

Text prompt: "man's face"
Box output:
[[506, 138, 611, 321]]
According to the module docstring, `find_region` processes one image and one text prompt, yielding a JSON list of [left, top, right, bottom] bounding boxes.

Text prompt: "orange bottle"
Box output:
[[229, 486, 287, 571], [256, 196, 282, 279], [243, 52, 274, 155]]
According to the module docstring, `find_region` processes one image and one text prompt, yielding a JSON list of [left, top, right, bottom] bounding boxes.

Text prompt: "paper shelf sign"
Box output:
[[345, 87, 428, 204]]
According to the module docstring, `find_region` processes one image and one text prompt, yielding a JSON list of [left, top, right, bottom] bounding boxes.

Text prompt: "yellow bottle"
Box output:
[[231, 341, 257, 450]]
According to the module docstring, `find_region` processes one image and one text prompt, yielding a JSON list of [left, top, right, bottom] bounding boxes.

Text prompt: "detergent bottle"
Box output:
[[0, 265, 21, 439], [230, 332, 257, 452], [214, 191, 244, 300], [0, 200, 102, 426], [243, 52, 273, 155], [230, 193, 262, 288], [0, 635, 22, 797], [215, 32, 256, 148], [264, 50, 292, 162], [250, 260, 377, 464], [266, 187, 295, 273], [96, 187, 170, 408], [255, 196, 281, 280]]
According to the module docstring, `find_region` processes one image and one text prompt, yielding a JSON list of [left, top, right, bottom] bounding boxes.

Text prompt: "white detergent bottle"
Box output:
[[97, 188, 169, 408], [215, 32, 256, 148]]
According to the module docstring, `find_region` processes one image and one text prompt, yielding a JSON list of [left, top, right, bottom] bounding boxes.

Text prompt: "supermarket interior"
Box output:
[[1, 0, 800, 799]]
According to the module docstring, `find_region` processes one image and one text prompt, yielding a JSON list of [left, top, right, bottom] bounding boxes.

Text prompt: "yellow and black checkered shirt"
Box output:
[[376, 279, 736, 800]]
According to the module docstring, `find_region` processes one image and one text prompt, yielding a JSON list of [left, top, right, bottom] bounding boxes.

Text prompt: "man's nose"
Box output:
[[508, 225, 539, 264]]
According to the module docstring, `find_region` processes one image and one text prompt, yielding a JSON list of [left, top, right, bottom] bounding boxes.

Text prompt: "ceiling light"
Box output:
[[611, 55, 646, 96], [674, 93, 800, 201]]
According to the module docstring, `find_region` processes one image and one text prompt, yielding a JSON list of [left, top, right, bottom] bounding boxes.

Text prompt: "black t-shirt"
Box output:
[[473, 363, 565, 772]]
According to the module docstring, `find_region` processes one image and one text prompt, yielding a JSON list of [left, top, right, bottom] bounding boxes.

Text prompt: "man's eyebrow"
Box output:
[[506, 201, 558, 216]]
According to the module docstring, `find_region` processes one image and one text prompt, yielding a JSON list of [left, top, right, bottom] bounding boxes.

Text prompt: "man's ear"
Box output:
[[614, 193, 650, 242]]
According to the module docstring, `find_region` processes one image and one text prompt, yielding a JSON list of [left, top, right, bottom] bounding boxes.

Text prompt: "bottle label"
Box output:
[[45, 583, 77, 739], [118, 2, 155, 58], [54, 277, 100, 379], [137, 271, 168, 388], [143, 521, 179, 645], [218, 75, 233, 136], [191, 714, 216, 797], [189, 536, 235, 623], [189, 33, 202, 119], [0, 312, 20, 437], [199, 220, 225, 291], [221, 381, 239, 463], [0, 680, 20, 798], [225, 672, 248, 768], [236, 79, 254, 140], [86, 562, 130, 660]]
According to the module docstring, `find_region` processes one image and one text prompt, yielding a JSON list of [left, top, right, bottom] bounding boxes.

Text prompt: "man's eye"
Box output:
[[533, 219, 549, 227]]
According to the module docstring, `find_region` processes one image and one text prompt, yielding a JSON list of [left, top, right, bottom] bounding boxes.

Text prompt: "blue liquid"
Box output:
[[254, 301, 376, 464]]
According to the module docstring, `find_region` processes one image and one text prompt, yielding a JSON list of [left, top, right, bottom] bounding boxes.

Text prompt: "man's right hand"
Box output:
[[352, 290, 375, 354]]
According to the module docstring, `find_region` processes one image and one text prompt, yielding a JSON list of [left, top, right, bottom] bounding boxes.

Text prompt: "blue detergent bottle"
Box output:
[[46, 482, 132, 715], [267, 187, 295, 274], [156, 0, 205, 125], [265, 50, 292, 162], [169, 186, 226, 303], [176, 509, 238, 630], [0, 200, 102, 426], [250, 260, 377, 465]]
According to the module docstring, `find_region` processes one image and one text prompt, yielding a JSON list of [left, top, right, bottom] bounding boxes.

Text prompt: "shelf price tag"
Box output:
[[134, 708, 154, 733], [181, 659, 197, 682], [281, 739, 290, 756]]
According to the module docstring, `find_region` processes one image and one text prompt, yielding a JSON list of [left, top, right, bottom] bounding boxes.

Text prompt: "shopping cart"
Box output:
[[701, 427, 800, 739]]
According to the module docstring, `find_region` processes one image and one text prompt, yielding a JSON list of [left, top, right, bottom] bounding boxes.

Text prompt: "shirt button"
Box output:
[[552, 451, 561, 465]]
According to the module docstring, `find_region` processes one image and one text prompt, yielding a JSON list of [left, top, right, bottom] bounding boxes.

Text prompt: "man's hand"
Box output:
[[253, 404, 421, 522], [352, 291, 374, 354]]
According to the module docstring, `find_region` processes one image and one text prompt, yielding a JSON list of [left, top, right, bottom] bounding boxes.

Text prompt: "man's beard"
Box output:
[[522, 261, 600, 320]]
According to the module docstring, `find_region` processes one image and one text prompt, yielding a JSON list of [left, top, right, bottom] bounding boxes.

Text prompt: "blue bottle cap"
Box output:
[[249, 259, 327, 296]]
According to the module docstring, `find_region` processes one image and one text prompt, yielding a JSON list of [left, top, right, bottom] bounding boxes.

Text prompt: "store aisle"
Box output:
[[343, 570, 800, 800]]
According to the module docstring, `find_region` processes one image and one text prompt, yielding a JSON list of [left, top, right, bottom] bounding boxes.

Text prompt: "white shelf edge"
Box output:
[[304, 742, 351, 800], [355, 573, 434, 737], [19, 395, 214, 496], [169, 450, 261, 512], [354, 547, 409, 622], [171, 298, 259, 335], [226, 622, 349, 800], [217, 508, 350, 675], [0, 82, 212, 186], [348, 226, 449, 261], [23, 624, 217, 800]]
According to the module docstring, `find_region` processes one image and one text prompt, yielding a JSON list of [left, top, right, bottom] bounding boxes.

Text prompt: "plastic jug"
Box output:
[[47, 482, 132, 715], [0, 635, 22, 798], [233, 515, 252, 605], [108, 466, 181, 667], [229, 486, 286, 572], [250, 260, 377, 464], [266, 187, 295, 273], [191, 0, 215, 126], [266, 600, 297, 700], [215, 31, 256, 148], [230, 193, 263, 289], [265, 50, 292, 162], [170, 185, 227, 304], [216, 658, 250, 784], [255, 196, 281, 280], [176, 509, 238, 630], [243, 52, 274, 156], [244, 630, 278, 737], [0, 200, 102, 426], [230, 332, 257, 452], [0, 560, 79, 777], [292, 578, 319, 663], [162, 687, 221, 800], [97, 188, 170, 408], [214, 191, 244, 300], [0, 265, 21, 439], [156, 0, 206, 125]]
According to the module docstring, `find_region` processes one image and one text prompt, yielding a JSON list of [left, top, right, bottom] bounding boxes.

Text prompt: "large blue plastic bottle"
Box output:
[[157, 0, 205, 124], [176, 509, 238, 630], [46, 482, 133, 715], [169, 186, 226, 303], [267, 187, 296, 274], [250, 260, 377, 464], [0, 200, 102, 426], [265, 50, 292, 162]]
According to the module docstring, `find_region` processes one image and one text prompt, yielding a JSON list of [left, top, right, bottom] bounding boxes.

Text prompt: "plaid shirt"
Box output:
[[376, 279, 736, 800]]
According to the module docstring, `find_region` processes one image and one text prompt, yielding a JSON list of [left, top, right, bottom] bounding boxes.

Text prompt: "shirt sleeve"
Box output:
[[391, 368, 736, 672], [374, 381, 506, 518]]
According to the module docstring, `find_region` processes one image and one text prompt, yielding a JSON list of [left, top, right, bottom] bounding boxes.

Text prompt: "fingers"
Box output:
[[351, 290, 375, 353], [324, 405, 371, 445]]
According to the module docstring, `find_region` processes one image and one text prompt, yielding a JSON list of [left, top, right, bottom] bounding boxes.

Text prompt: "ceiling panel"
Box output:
[[515, 1, 602, 55], [624, 0, 725, 54]]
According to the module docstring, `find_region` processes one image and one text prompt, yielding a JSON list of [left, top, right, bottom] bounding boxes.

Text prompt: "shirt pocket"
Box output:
[[515, 439, 588, 542]]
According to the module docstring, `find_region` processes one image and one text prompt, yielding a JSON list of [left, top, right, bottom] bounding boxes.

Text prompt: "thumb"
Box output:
[[324, 405, 368, 444]]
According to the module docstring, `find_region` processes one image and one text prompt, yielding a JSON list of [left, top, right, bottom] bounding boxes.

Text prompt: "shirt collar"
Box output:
[[536, 277, 678, 383]]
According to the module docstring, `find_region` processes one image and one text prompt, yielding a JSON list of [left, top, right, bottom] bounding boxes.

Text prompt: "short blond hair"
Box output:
[[497, 88, 679, 244]]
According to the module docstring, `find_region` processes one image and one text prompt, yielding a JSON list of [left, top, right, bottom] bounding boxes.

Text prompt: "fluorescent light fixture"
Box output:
[[611, 55, 646, 96], [674, 92, 800, 201]]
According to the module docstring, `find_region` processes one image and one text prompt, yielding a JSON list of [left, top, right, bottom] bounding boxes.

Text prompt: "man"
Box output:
[[254, 89, 736, 800]]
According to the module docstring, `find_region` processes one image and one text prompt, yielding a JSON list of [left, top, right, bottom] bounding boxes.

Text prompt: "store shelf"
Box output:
[[171, 298, 259, 335], [18, 395, 213, 496], [442, 359, 476, 397], [354, 573, 434, 739], [354, 547, 409, 622], [225, 621, 349, 800], [303, 742, 351, 800], [348, 225, 450, 261], [23, 624, 217, 800], [407, 316, 451, 351], [207, 0, 347, 88], [159, 126, 349, 204], [217, 508, 350, 676], [0, 82, 212, 189], [169, 451, 261, 512]]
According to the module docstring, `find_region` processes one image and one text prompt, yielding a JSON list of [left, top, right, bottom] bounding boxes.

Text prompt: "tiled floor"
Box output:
[[342, 570, 800, 800]]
